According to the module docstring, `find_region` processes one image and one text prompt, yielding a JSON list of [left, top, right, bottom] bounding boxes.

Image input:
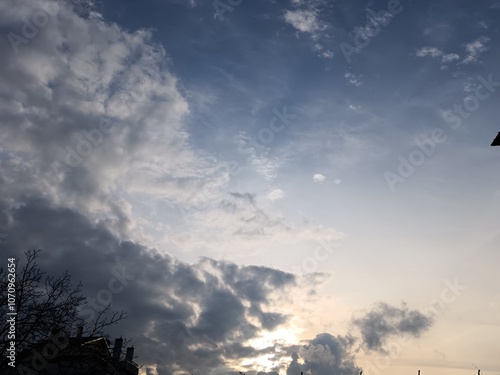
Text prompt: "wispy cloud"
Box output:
[[415, 36, 489, 66], [345, 72, 363, 87], [461, 36, 490, 64], [415, 46, 443, 58], [266, 188, 285, 201]]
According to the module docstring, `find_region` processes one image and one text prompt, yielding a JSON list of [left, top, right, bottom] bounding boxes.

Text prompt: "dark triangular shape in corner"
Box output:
[[491, 132, 500, 146]]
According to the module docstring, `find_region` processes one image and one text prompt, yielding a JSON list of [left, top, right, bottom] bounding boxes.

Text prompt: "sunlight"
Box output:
[[241, 328, 301, 372], [247, 327, 300, 350]]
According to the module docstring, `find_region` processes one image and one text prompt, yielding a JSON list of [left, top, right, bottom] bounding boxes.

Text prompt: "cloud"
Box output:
[[250, 154, 281, 181], [312, 43, 334, 59], [266, 188, 284, 201], [286, 334, 360, 375], [416, 37, 489, 66], [283, 301, 436, 375], [415, 47, 460, 64], [313, 174, 326, 183], [415, 46, 443, 58], [0, 2, 442, 374], [237, 131, 281, 181], [0, 0, 236, 247], [352, 302, 433, 353], [282, 0, 335, 59], [0, 196, 435, 374], [0, 0, 346, 273], [0, 197, 299, 374], [284, 9, 322, 34], [461, 36, 490, 64], [441, 53, 460, 63], [169, 191, 343, 258], [344, 72, 363, 87]]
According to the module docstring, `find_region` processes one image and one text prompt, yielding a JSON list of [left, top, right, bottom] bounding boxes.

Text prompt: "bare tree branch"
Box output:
[[1, 249, 131, 373]]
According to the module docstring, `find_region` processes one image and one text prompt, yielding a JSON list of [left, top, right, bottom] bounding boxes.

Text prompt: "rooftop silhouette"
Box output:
[[6, 327, 138, 375], [491, 132, 500, 146]]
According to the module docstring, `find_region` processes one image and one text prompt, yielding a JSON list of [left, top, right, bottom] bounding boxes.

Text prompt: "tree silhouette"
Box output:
[[0, 249, 129, 373]]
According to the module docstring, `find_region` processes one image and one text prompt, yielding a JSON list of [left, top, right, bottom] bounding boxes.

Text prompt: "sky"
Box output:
[[1, 0, 500, 374]]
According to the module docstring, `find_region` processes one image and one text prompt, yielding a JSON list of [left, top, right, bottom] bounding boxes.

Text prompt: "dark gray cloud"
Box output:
[[0, 196, 297, 374], [281, 302, 434, 375], [352, 302, 434, 353], [0, 195, 437, 375], [286, 333, 360, 375]]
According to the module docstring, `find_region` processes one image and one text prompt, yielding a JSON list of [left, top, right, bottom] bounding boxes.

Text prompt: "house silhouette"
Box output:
[[5, 327, 138, 375]]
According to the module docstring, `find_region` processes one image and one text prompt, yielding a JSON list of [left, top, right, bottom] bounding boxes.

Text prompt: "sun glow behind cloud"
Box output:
[[242, 328, 302, 372]]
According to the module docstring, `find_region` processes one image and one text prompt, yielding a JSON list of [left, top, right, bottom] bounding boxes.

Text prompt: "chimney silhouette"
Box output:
[[126, 346, 134, 362], [76, 326, 83, 338], [113, 338, 123, 360]]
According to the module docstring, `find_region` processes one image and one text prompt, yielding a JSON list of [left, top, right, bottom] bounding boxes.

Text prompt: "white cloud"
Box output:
[[344, 72, 363, 87], [284, 9, 321, 34], [266, 188, 284, 201], [462, 36, 490, 64], [319, 50, 334, 59], [312, 43, 334, 59], [416, 40, 491, 67], [415, 46, 443, 58], [236, 131, 282, 181], [250, 153, 280, 181], [0, 0, 230, 240], [166, 192, 343, 258], [441, 53, 460, 63], [313, 173, 326, 183]]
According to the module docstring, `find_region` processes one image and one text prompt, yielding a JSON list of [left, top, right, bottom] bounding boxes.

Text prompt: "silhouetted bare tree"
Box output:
[[0, 249, 128, 362]]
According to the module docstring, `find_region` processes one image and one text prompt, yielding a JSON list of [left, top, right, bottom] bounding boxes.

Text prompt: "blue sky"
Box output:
[[1, 0, 500, 375]]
